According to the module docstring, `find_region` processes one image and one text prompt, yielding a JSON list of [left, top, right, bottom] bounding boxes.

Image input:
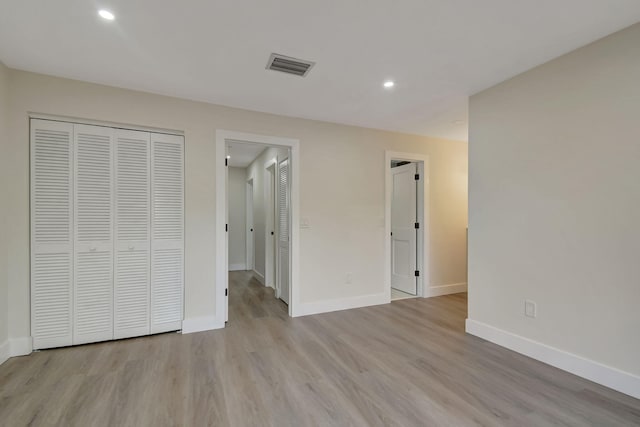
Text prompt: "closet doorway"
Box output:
[[30, 117, 184, 350]]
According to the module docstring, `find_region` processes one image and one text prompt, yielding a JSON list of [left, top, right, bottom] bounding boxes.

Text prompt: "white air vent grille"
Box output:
[[267, 53, 315, 77]]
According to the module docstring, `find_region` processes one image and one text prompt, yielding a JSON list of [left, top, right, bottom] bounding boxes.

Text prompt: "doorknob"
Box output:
[[271, 231, 274, 235]]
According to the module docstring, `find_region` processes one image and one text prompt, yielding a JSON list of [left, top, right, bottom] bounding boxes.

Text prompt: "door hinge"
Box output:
[[414, 222, 420, 229], [225, 158, 228, 166], [225, 288, 228, 296], [414, 173, 420, 180], [415, 270, 420, 277], [225, 224, 228, 232]]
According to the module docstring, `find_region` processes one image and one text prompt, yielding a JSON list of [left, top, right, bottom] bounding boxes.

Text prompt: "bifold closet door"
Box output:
[[31, 119, 74, 350], [150, 133, 184, 334], [277, 158, 290, 304], [114, 129, 151, 339], [73, 124, 114, 345]]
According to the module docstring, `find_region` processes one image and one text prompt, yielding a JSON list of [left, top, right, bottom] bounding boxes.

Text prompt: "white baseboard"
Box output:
[[425, 282, 467, 297], [466, 319, 640, 399], [229, 263, 246, 271], [181, 316, 225, 334], [9, 336, 33, 358], [253, 270, 265, 285], [294, 292, 387, 317], [0, 340, 8, 365]]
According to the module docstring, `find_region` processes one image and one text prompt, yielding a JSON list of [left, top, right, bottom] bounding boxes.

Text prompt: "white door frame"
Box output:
[[264, 159, 277, 289], [216, 130, 300, 321], [246, 178, 255, 271], [385, 151, 430, 301]]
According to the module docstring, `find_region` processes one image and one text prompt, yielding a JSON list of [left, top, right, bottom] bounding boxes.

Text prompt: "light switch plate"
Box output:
[[525, 300, 537, 318]]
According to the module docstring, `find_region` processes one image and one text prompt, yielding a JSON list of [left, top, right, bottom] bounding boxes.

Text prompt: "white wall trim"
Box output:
[[10, 337, 33, 357], [425, 282, 467, 297], [253, 270, 265, 285], [29, 113, 184, 136], [294, 293, 387, 317], [216, 130, 300, 322], [1, 337, 34, 363], [0, 340, 9, 365], [182, 316, 225, 334], [229, 263, 247, 271], [466, 319, 640, 399]]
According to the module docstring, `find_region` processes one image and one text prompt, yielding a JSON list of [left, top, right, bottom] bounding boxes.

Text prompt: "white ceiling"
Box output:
[[1, 1, 639, 142]]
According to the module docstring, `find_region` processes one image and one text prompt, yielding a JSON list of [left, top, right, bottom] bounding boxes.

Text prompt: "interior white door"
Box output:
[[277, 159, 290, 304], [73, 124, 114, 345], [114, 129, 151, 339], [246, 180, 254, 271], [30, 119, 74, 350], [265, 164, 276, 288], [150, 132, 184, 334], [391, 163, 418, 295]]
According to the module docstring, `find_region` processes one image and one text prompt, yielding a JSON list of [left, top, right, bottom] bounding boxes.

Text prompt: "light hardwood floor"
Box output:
[[0, 270, 638, 426]]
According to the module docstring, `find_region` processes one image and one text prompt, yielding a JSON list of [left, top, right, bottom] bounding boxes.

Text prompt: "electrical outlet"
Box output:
[[524, 300, 537, 318], [346, 273, 352, 284]]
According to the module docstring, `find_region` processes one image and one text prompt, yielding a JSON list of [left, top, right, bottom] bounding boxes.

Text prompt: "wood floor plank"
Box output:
[[0, 270, 638, 426]]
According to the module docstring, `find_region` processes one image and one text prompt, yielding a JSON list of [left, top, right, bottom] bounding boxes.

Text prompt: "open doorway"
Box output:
[[385, 151, 429, 301], [216, 130, 300, 325]]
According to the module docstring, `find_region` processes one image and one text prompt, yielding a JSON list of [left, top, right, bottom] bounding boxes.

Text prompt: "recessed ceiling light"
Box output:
[[98, 9, 115, 20], [383, 80, 395, 88]]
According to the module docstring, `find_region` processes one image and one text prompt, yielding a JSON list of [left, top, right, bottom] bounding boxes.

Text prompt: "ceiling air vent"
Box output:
[[266, 53, 315, 77]]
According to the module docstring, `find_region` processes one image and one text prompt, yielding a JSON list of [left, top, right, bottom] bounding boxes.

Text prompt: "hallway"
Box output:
[[227, 270, 288, 323]]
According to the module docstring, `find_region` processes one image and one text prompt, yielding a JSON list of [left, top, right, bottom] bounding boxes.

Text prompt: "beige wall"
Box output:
[[5, 68, 468, 342], [228, 167, 247, 269], [468, 23, 640, 376], [0, 61, 9, 351]]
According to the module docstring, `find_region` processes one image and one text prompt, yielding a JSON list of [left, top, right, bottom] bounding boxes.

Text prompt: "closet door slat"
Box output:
[[150, 133, 184, 334], [31, 119, 74, 350]]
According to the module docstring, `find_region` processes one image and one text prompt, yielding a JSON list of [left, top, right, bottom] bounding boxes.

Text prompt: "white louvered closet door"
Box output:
[[277, 158, 290, 304], [73, 124, 114, 345], [150, 133, 184, 334], [31, 119, 74, 350], [114, 129, 151, 339]]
